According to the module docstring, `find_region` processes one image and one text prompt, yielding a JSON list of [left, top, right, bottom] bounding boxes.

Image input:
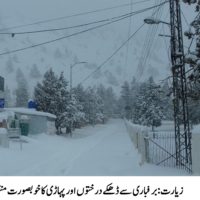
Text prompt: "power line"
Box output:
[[142, 0, 164, 68], [0, 1, 168, 56], [187, 37, 194, 54], [0, 14, 133, 36], [0, 3, 159, 36], [80, 23, 145, 84], [124, 0, 134, 79], [137, 1, 161, 78], [0, 0, 153, 32], [136, 0, 165, 80]]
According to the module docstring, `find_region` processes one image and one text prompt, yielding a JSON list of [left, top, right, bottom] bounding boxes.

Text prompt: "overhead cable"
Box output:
[[80, 23, 145, 84], [0, 1, 164, 36], [0, 0, 153, 32], [0, 1, 168, 56]]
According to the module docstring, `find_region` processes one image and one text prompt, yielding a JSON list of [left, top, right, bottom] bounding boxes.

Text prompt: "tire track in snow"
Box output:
[[63, 119, 125, 175], [15, 119, 121, 175]]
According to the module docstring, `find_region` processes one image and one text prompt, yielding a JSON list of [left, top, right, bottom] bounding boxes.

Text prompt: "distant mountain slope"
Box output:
[[0, 0, 194, 99]]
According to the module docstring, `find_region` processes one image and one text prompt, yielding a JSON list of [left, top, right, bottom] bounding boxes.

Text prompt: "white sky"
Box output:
[[0, 0, 196, 94]]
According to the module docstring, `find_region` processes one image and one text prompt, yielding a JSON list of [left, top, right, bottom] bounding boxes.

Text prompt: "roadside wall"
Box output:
[[124, 120, 149, 165]]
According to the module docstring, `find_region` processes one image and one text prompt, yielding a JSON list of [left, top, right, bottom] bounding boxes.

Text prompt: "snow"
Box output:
[[0, 119, 187, 176], [192, 124, 200, 134], [4, 107, 56, 119], [0, 110, 15, 121], [0, 0, 195, 98], [0, 128, 7, 135], [20, 115, 29, 120]]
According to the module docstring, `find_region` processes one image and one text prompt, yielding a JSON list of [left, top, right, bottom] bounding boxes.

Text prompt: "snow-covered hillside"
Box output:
[[0, 0, 195, 97]]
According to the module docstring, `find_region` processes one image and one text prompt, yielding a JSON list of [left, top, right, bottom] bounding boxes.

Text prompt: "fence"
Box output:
[[124, 120, 191, 172], [145, 131, 176, 168], [124, 120, 148, 165]]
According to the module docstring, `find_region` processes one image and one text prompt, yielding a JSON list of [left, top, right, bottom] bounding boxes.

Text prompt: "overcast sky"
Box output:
[[0, 0, 197, 92]]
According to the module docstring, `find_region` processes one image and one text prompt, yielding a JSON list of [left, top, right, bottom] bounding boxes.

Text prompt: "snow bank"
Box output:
[[124, 119, 149, 165]]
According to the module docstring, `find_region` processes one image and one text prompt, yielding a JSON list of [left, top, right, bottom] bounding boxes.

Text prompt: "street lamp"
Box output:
[[144, 18, 171, 38], [144, 18, 170, 26], [145, 9, 192, 169], [69, 61, 87, 137]]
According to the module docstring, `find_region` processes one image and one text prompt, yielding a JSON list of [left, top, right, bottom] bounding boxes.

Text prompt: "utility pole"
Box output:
[[169, 0, 192, 172]]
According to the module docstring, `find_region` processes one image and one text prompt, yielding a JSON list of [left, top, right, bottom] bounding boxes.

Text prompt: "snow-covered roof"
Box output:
[[4, 108, 56, 119]]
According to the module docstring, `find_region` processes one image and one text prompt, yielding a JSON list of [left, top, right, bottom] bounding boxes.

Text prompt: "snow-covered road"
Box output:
[[0, 119, 187, 176]]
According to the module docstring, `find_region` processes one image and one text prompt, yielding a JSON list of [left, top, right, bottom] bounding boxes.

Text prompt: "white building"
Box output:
[[4, 108, 56, 135]]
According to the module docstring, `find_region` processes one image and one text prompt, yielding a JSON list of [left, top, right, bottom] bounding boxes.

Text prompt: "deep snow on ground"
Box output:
[[0, 119, 187, 176]]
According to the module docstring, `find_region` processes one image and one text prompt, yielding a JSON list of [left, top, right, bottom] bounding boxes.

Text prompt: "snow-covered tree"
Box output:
[[104, 86, 118, 117], [34, 70, 86, 134], [84, 87, 104, 125], [134, 77, 164, 130], [183, 0, 200, 99], [129, 77, 140, 122], [54, 72, 70, 133], [120, 81, 132, 119], [182, 0, 198, 5], [73, 84, 88, 125], [15, 68, 29, 107], [34, 68, 59, 116], [57, 74, 85, 133], [159, 80, 174, 120], [96, 84, 117, 118], [188, 98, 200, 124], [4, 85, 13, 107], [60, 94, 85, 133]]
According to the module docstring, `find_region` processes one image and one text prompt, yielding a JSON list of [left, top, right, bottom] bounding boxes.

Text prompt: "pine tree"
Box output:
[[181, 1, 200, 125], [55, 72, 70, 133], [34, 68, 58, 114], [62, 94, 86, 132], [73, 84, 88, 126], [130, 77, 139, 123], [96, 84, 107, 118], [104, 86, 118, 117], [120, 81, 132, 119], [137, 77, 164, 130], [34, 70, 89, 134], [4, 86, 13, 107], [15, 68, 29, 107], [160, 80, 173, 120], [188, 98, 200, 125], [184, 1, 200, 99], [84, 87, 104, 125]]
